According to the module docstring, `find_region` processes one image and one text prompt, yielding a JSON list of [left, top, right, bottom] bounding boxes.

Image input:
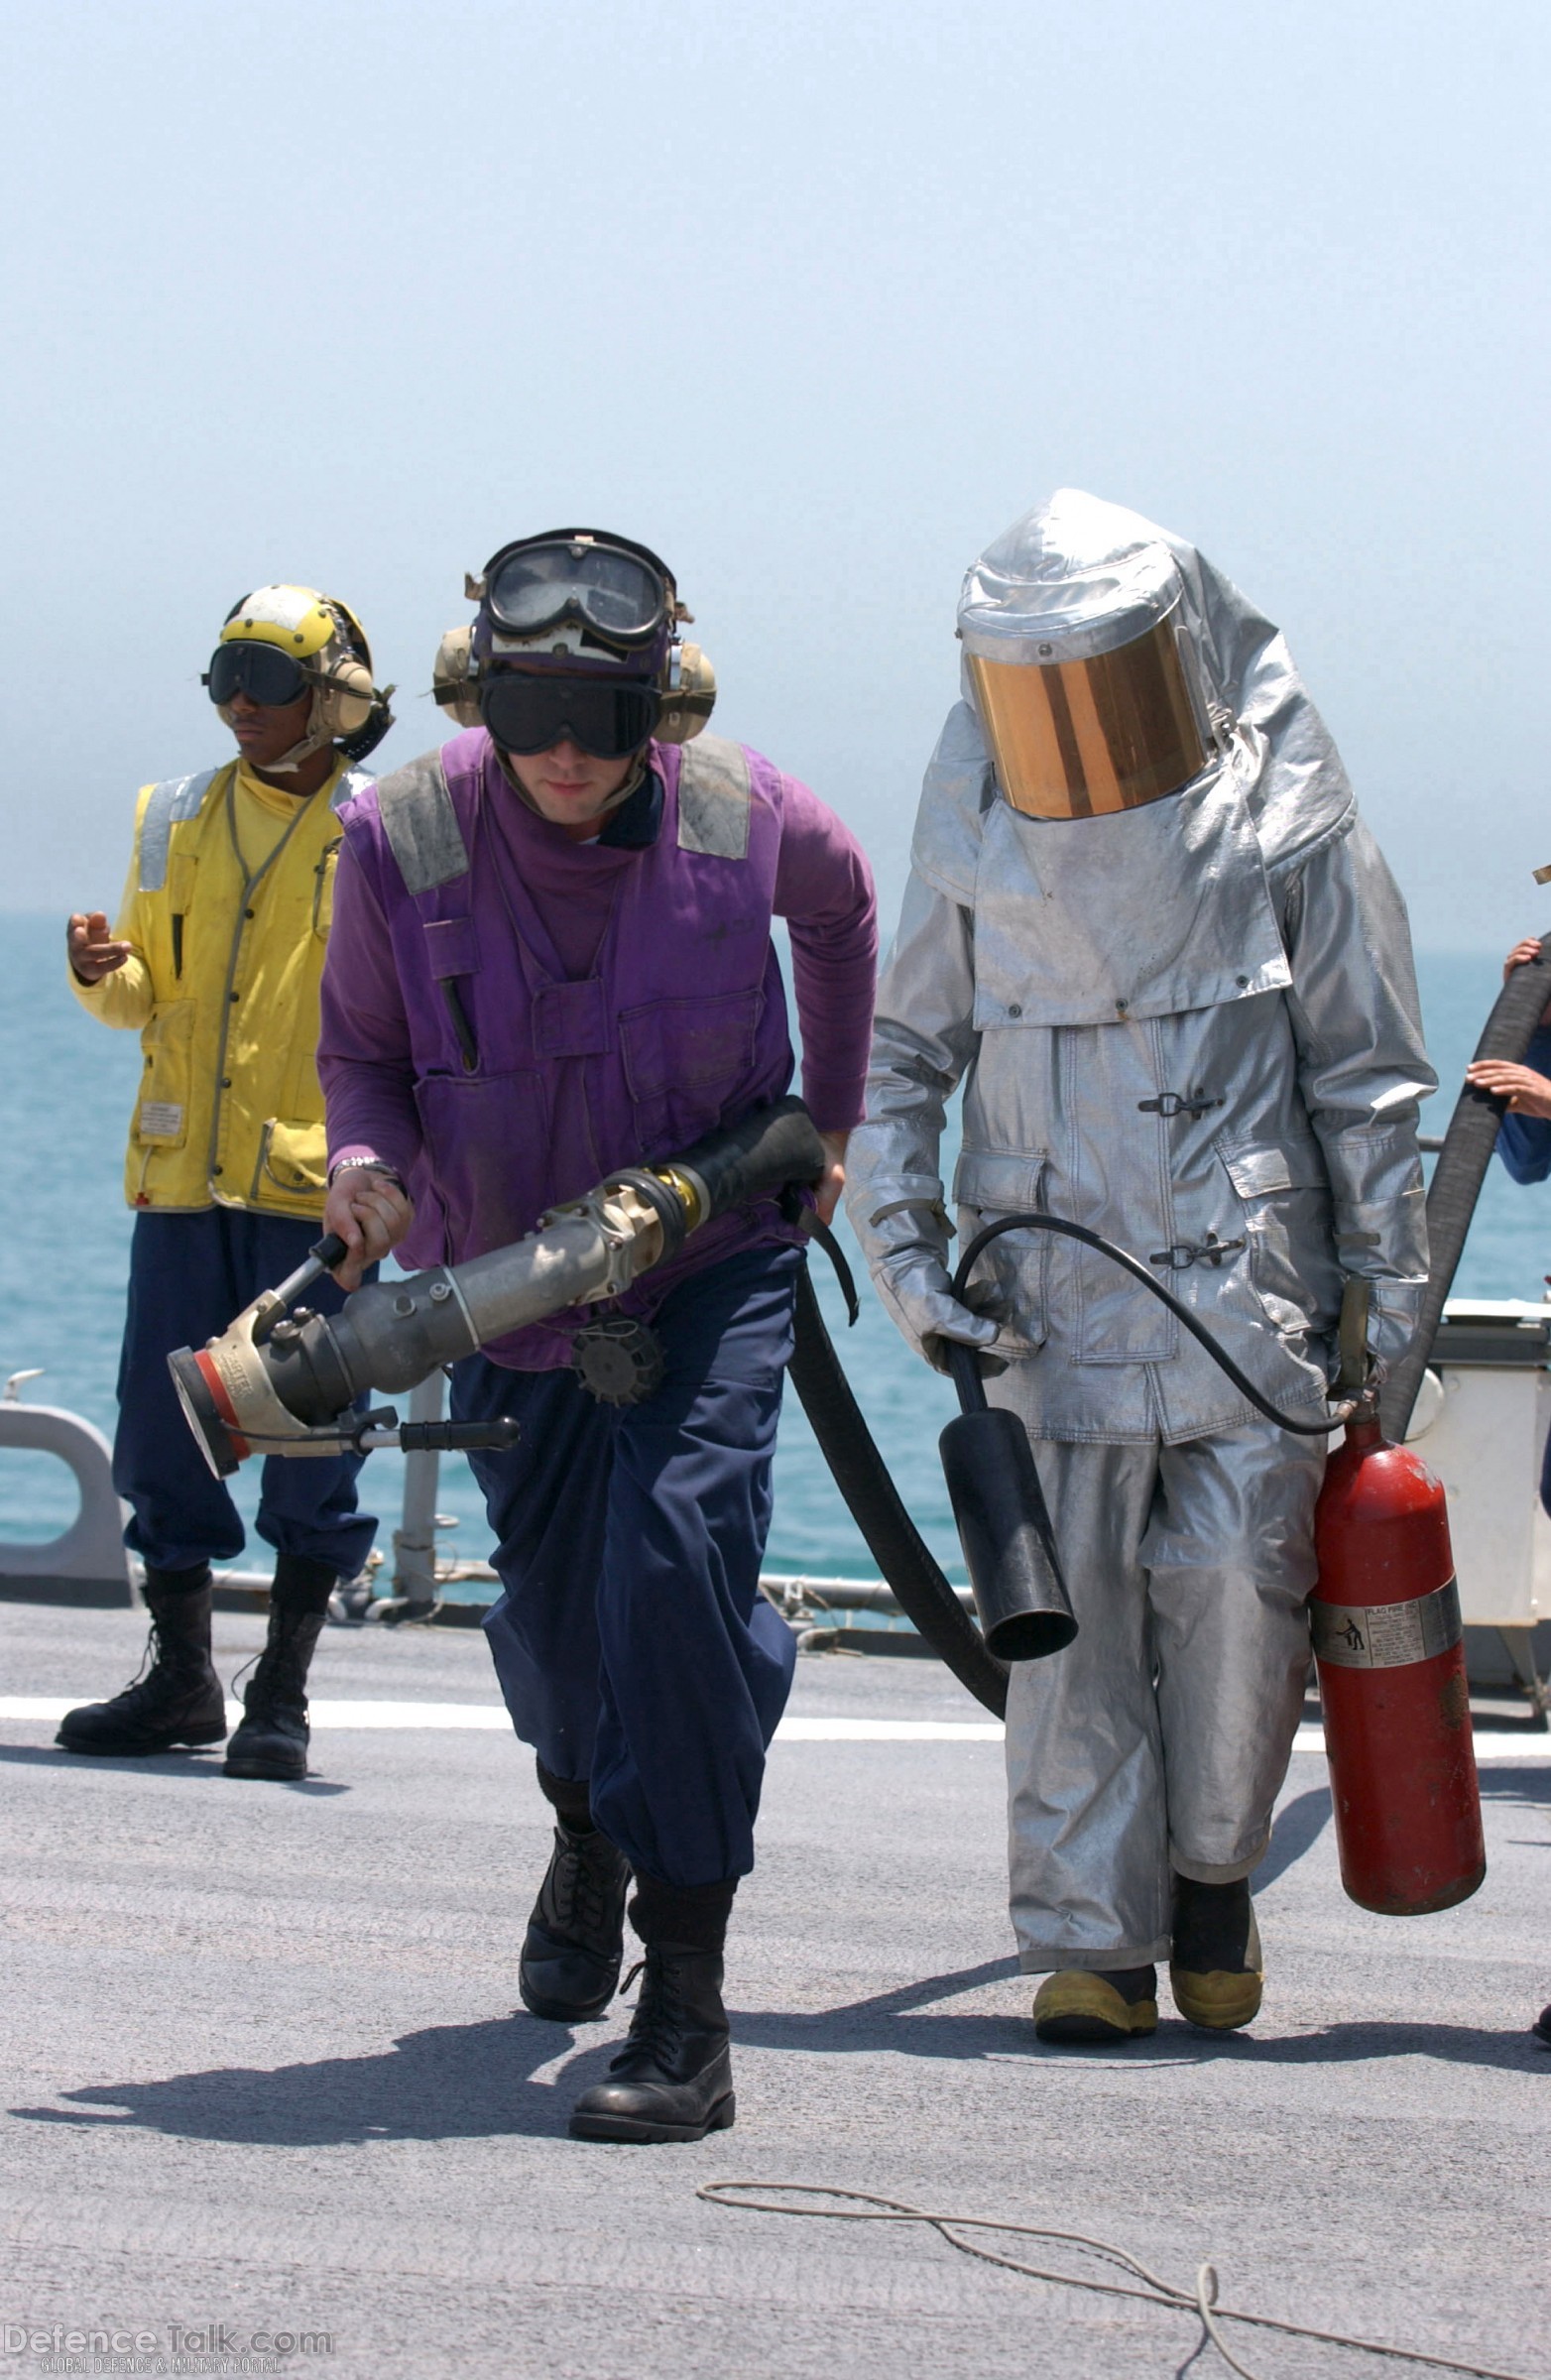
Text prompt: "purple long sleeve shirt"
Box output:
[[318, 729, 876, 1367]]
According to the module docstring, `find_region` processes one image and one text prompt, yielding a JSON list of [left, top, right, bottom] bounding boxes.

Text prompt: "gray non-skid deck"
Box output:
[[2, 1600, 1548, 2380]]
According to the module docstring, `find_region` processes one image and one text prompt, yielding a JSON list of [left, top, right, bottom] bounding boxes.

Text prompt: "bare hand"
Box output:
[[1499, 934, 1551, 1027], [1465, 1059, 1551, 1121], [67, 910, 132, 985], [1502, 936, 1544, 982], [323, 1167, 415, 1289], [815, 1130, 849, 1228]]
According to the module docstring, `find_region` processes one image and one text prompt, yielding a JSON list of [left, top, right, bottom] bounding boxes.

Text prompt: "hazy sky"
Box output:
[[3, 0, 1547, 947]]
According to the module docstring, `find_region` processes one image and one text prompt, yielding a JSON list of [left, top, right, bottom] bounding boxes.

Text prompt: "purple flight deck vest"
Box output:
[[334, 727, 804, 1367]]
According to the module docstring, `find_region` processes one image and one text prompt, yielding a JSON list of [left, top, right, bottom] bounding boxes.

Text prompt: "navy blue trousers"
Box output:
[[460, 1244, 800, 1889], [114, 1208, 377, 1578]]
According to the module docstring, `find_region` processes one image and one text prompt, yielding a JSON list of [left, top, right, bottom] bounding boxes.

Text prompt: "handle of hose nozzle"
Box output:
[[252, 1231, 355, 1347], [945, 1338, 990, 1416], [396, 1416, 521, 1454]]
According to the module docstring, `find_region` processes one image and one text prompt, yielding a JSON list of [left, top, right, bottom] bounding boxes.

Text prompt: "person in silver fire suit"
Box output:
[[846, 490, 1435, 2043]]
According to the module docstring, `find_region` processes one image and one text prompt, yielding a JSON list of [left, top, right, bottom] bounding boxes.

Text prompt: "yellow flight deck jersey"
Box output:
[[71, 756, 370, 1215]]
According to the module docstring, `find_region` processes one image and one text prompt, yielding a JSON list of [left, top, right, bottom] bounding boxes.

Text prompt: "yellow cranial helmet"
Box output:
[[208, 584, 394, 768]]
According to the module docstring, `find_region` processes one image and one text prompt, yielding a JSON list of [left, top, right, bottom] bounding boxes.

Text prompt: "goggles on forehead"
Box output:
[[203, 643, 312, 709], [483, 532, 671, 652], [480, 670, 661, 760]]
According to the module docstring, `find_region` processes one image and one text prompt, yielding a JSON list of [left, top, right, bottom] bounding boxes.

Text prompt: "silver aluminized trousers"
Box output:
[[1002, 1417, 1325, 1971]]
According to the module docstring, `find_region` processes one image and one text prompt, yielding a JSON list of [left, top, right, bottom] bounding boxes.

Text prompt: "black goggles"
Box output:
[[484, 534, 669, 650], [203, 643, 311, 708], [480, 671, 660, 760]]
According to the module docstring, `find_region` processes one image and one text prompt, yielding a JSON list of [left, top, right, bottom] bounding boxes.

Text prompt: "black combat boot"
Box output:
[[520, 1761, 631, 2023], [56, 1567, 226, 1756], [1169, 1872, 1263, 2030], [223, 1553, 336, 1781], [568, 1875, 737, 2143]]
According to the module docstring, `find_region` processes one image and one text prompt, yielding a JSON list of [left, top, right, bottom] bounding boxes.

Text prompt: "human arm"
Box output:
[[316, 835, 425, 1283], [842, 873, 1000, 1368], [66, 819, 155, 1028], [772, 775, 878, 1228], [1463, 941, 1551, 1180], [1279, 820, 1437, 1378], [1472, 1021, 1551, 1182]]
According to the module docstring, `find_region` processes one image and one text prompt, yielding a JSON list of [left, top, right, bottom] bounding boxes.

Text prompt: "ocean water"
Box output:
[[3, 913, 1545, 1590]]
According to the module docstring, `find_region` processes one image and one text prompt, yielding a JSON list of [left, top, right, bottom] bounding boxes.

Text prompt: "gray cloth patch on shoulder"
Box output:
[[138, 769, 222, 892], [376, 750, 469, 892], [676, 734, 751, 859], [330, 766, 374, 815]]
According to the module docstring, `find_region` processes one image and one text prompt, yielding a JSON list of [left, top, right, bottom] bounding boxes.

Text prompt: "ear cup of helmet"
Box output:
[[308, 657, 377, 740], [313, 594, 392, 754], [654, 642, 716, 744], [432, 625, 483, 729]]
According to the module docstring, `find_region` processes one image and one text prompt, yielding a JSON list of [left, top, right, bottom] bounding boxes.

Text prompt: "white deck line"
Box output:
[[1, 1696, 1547, 1755]]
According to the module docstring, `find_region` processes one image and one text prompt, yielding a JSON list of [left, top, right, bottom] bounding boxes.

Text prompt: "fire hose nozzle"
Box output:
[[171, 1098, 826, 1477], [939, 1340, 1078, 1663]]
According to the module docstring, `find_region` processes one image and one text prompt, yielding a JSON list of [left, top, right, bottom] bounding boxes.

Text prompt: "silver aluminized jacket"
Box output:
[[847, 606, 1434, 1442]]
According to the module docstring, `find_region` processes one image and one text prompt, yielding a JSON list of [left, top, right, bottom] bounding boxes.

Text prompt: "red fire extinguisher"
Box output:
[[1311, 1392, 1486, 1917]]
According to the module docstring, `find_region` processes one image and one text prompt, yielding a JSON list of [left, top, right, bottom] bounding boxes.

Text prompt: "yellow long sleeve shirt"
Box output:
[[71, 756, 364, 1215]]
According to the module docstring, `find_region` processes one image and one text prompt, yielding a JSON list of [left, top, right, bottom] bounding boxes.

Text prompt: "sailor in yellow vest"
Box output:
[[58, 586, 395, 1779]]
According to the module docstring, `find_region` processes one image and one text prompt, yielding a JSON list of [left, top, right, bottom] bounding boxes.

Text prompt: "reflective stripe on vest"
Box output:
[[138, 770, 221, 892], [138, 763, 371, 892]]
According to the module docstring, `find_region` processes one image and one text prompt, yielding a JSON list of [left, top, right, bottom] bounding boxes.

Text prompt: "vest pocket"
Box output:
[[951, 1148, 1049, 1353], [619, 989, 761, 1148], [414, 1069, 551, 1254], [1216, 1133, 1340, 1335], [167, 852, 197, 979], [254, 1118, 328, 1202], [135, 1000, 195, 1147]]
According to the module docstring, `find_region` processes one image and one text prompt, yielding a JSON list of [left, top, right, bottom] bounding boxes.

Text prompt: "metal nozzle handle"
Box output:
[[252, 1234, 355, 1347], [395, 1417, 521, 1454]]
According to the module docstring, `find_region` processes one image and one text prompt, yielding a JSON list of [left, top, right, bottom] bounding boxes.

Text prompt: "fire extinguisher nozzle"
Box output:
[[939, 1407, 1078, 1664]]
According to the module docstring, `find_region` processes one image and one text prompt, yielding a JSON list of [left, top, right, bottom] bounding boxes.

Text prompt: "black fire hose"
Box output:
[[788, 1266, 1011, 1719], [1379, 935, 1551, 1443]]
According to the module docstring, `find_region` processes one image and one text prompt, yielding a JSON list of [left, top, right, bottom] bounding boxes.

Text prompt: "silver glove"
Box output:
[[874, 1244, 1004, 1375]]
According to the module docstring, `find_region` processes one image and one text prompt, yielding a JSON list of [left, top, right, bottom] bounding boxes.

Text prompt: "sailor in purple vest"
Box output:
[[315, 531, 876, 2142]]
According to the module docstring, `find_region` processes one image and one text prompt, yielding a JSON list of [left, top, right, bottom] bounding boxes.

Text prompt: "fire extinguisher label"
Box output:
[[1309, 1578, 1462, 1670]]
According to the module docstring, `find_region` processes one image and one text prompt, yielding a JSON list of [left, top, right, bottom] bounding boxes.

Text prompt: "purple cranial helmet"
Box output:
[[434, 528, 716, 755]]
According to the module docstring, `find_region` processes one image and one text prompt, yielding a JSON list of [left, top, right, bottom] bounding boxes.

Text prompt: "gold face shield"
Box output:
[[968, 612, 1208, 820]]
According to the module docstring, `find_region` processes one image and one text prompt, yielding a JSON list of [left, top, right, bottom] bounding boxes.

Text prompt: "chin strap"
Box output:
[[217, 696, 335, 776], [217, 675, 395, 775]]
